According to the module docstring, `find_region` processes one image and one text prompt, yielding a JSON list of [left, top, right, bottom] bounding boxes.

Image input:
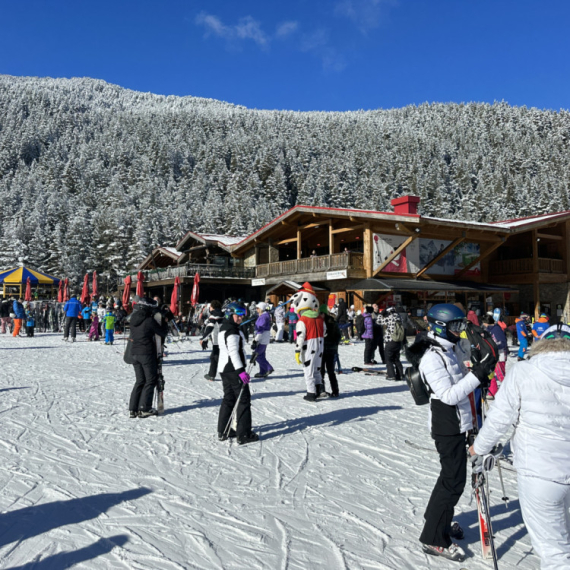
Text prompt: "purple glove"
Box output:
[[239, 372, 250, 384]]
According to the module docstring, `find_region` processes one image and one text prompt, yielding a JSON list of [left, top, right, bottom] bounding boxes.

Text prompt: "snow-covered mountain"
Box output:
[[1, 75, 568, 284]]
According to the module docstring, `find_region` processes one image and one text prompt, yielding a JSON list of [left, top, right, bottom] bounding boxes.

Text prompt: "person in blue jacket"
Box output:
[[81, 304, 92, 333], [532, 313, 550, 341], [11, 298, 26, 337], [516, 312, 530, 361], [63, 294, 82, 342]]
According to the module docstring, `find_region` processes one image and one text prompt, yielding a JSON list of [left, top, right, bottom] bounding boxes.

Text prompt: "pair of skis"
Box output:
[[351, 366, 385, 376]]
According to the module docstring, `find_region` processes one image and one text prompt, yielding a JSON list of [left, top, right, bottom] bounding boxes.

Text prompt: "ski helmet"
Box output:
[[225, 302, 246, 319], [427, 303, 467, 343], [540, 323, 570, 340]]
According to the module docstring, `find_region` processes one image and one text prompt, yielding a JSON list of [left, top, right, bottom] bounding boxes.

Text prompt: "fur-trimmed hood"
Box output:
[[531, 337, 570, 356]]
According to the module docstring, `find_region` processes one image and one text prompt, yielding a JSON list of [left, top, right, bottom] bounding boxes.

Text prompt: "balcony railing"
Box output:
[[133, 263, 256, 282], [256, 252, 365, 278], [489, 257, 565, 275]]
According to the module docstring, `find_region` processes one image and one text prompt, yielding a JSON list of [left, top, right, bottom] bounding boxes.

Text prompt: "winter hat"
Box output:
[[365, 306, 374, 313], [257, 302, 267, 312], [319, 304, 328, 315], [297, 282, 316, 296]]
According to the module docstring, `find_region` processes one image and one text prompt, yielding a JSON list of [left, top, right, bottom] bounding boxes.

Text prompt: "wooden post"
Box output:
[[533, 229, 540, 320], [329, 220, 334, 255], [297, 229, 302, 260], [363, 224, 372, 278]]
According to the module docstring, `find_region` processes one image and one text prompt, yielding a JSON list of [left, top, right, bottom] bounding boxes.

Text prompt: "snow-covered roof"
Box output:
[[176, 231, 247, 251], [489, 211, 570, 229], [160, 247, 183, 258]]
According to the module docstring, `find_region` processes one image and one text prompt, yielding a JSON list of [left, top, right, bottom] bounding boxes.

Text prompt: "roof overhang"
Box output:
[[138, 247, 182, 270], [347, 277, 517, 293], [265, 280, 328, 295]]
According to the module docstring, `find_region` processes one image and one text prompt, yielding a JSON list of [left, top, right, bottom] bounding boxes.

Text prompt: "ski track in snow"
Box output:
[[0, 333, 537, 569]]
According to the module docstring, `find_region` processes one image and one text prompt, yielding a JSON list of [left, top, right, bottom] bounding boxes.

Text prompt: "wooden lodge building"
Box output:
[[132, 196, 570, 323]]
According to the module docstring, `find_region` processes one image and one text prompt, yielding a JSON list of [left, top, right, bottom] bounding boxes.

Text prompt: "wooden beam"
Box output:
[[275, 237, 299, 245], [375, 292, 392, 305], [331, 224, 365, 235], [297, 229, 302, 260], [299, 219, 332, 231], [373, 235, 417, 277], [454, 239, 505, 279], [532, 229, 540, 320], [363, 223, 373, 278], [536, 232, 563, 241], [393, 222, 418, 236], [329, 220, 334, 254], [415, 237, 465, 279]]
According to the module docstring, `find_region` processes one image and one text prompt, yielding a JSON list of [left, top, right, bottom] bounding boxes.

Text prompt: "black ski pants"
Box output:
[[64, 317, 78, 339], [217, 372, 252, 438], [129, 353, 159, 412], [385, 340, 404, 380], [420, 433, 467, 548], [364, 338, 375, 364], [320, 350, 339, 395], [209, 345, 220, 379]]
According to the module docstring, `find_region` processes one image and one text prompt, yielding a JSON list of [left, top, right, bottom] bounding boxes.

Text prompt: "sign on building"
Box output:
[[252, 278, 266, 286], [326, 270, 347, 280]]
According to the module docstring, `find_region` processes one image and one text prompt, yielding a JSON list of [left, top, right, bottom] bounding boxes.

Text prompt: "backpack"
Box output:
[[463, 322, 499, 373], [404, 336, 447, 405], [392, 318, 405, 342]]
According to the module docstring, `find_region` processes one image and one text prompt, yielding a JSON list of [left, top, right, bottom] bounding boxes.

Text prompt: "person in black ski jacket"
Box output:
[[0, 298, 12, 334], [336, 298, 349, 343], [319, 304, 341, 397], [200, 300, 224, 381], [217, 303, 258, 445], [128, 299, 168, 418]]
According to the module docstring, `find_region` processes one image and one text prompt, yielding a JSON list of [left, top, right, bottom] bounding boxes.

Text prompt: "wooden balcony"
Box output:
[[256, 252, 366, 279], [137, 263, 255, 282], [489, 257, 564, 275]]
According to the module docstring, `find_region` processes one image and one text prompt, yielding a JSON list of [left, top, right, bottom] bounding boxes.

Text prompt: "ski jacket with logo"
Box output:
[[64, 298, 82, 318], [516, 318, 528, 340], [218, 318, 247, 375], [488, 323, 508, 354], [474, 347, 570, 483], [254, 311, 272, 345], [419, 332, 480, 435], [377, 308, 403, 343], [200, 309, 224, 345], [12, 301, 25, 319], [532, 317, 550, 339]]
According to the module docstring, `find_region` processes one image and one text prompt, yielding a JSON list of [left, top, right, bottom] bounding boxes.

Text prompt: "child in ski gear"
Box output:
[[88, 314, 99, 341], [291, 282, 326, 402], [362, 306, 375, 365], [288, 307, 299, 344], [471, 324, 570, 570], [378, 306, 404, 380], [252, 302, 274, 378], [532, 313, 550, 340], [516, 312, 529, 360], [81, 304, 92, 332], [217, 303, 258, 445], [274, 305, 286, 342], [104, 309, 115, 345], [200, 300, 224, 381], [418, 304, 491, 562], [319, 304, 340, 397], [25, 311, 35, 337], [481, 315, 508, 398]]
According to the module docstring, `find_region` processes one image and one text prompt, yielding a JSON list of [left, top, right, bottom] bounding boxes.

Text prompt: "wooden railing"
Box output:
[[256, 252, 365, 278], [134, 263, 256, 282], [489, 257, 564, 275]]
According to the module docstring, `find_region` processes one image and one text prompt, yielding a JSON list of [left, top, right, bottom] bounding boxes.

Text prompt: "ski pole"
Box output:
[[223, 357, 256, 438], [496, 457, 509, 508]]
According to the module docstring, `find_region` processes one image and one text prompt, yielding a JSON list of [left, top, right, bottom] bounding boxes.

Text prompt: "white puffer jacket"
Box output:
[[474, 347, 570, 483], [419, 333, 481, 435]]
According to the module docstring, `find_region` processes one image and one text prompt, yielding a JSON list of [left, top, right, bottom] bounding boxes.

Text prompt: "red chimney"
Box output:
[[391, 195, 420, 215]]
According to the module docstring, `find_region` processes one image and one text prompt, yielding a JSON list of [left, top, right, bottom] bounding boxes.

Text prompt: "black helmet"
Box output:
[[427, 303, 466, 343], [225, 302, 246, 319]]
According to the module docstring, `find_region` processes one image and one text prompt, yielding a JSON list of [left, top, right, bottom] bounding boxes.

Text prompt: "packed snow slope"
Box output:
[[0, 333, 537, 569]]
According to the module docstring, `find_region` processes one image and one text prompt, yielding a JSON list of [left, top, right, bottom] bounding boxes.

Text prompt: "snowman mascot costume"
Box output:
[[291, 282, 327, 402]]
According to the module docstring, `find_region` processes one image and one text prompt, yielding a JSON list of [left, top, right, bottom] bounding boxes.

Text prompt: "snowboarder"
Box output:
[[200, 300, 224, 381], [251, 302, 274, 378], [291, 282, 326, 401], [417, 303, 492, 562], [470, 323, 570, 570], [217, 302, 258, 445]]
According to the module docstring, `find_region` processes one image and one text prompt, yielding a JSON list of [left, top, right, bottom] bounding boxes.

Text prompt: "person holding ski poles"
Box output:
[[470, 323, 570, 570], [417, 304, 493, 562], [217, 302, 258, 445], [251, 302, 274, 378]]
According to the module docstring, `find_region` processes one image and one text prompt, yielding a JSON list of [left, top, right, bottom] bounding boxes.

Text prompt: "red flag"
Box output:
[[92, 271, 98, 299], [24, 277, 32, 302], [80, 273, 90, 305], [123, 275, 132, 308], [58, 279, 63, 303], [170, 276, 180, 316], [63, 278, 70, 302], [191, 272, 200, 307], [136, 271, 144, 298]]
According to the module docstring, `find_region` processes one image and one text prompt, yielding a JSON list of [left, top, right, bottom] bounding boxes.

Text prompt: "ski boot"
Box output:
[[218, 429, 237, 441], [204, 374, 214, 381], [316, 384, 329, 399], [129, 411, 139, 419], [237, 431, 259, 445], [303, 392, 317, 402], [139, 409, 158, 418], [422, 543, 465, 562]]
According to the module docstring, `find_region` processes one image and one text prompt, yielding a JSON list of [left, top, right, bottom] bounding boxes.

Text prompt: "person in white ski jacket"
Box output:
[[471, 324, 570, 570], [274, 305, 286, 342]]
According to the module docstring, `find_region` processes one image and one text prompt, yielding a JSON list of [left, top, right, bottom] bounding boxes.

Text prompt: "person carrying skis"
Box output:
[[251, 302, 274, 378], [63, 294, 82, 342], [319, 304, 340, 397], [516, 312, 530, 360], [200, 300, 224, 381], [417, 303, 493, 562], [470, 323, 570, 570], [128, 298, 169, 418], [217, 302, 258, 445]]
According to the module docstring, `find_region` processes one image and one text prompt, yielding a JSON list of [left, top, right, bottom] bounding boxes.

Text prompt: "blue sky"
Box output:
[[1, 0, 569, 112]]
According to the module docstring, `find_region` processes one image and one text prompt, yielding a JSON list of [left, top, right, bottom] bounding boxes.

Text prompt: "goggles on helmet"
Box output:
[[445, 318, 467, 334], [233, 307, 247, 316]]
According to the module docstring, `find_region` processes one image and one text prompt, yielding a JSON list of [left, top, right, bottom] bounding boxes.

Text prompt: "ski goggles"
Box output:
[[446, 318, 468, 334], [232, 307, 247, 317]]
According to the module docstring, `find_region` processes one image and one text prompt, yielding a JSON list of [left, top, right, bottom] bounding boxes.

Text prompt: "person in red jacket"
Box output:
[[466, 306, 479, 326]]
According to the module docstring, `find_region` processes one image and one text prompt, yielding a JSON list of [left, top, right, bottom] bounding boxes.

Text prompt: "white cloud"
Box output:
[[335, 0, 396, 33], [195, 12, 268, 47], [275, 21, 299, 39]]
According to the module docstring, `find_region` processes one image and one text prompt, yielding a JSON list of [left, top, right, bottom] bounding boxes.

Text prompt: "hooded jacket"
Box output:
[[129, 304, 168, 356], [12, 300, 26, 319], [254, 310, 272, 345], [532, 317, 550, 339], [218, 317, 247, 375], [474, 339, 570, 483]]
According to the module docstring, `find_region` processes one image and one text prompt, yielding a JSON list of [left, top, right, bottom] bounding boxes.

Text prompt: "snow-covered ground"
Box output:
[[0, 332, 537, 570]]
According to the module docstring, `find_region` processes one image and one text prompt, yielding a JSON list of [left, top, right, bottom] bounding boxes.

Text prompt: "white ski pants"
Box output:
[[276, 322, 285, 342], [302, 337, 323, 394], [518, 474, 570, 570]]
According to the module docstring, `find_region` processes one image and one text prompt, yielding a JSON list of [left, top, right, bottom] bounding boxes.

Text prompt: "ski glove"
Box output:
[[295, 352, 302, 365], [471, 444, 503, 473], [251, 340, 258, 350], [239, 372, 251, 384], [471, 362, 493, 388]]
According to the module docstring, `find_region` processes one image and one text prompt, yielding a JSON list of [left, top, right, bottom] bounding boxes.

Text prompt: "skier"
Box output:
[[63, 294, 82, 342], [287, 306, 299, 344], [417, 303, 493, 562], [470, 323, 570, 570], [88, 313, 100, 341], [200, 300, 224, 381], [81, 303, 92, 333], [217, 302, 258, 445], [251, 302, 274, 378], [319, 304, 340, 397], [274, 304, 286, 342], [362, 306, 376, 365], [104, 307, 115, 345], [532, 313, 550, 341], [516, 312, 530, 360], [291, 282, 326, 401], [25, 310, 35, 337], [378, 306, 405, 381], [11, 298, 25, 337], [128, 298, 169, 418]]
